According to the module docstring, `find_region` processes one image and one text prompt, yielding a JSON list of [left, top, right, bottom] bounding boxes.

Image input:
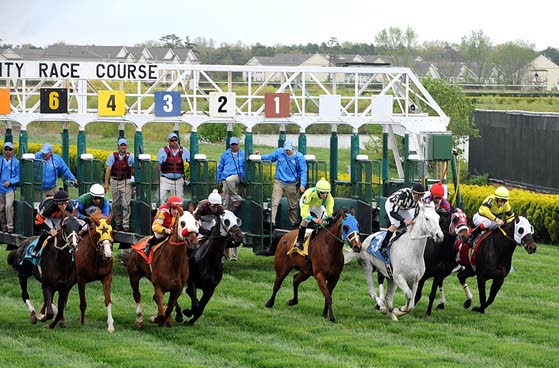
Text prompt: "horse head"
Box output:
[[448, 208, 469, 242], [89, 211, 114, 260], [511, 215, 537, 254], [61, 213, 81, 253], [340, 209, 361, 253], [220, 210, 244, 247], [178, 211, 200, 249], [413, 201, 444, 243]]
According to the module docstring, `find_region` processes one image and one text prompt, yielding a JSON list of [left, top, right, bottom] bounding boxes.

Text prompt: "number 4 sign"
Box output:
[[209, 92, 236, 117], [98, 90, 126, 116], [155, 91, 181, 116], [264, 93, 290, 118]]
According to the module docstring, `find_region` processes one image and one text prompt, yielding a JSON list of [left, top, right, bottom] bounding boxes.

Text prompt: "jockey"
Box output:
[[380, 182, 425, 256], [145, 195, 183, 255], [466, 186, 515, 247], [423, 182, 452, 213], [294, 178, 334, 250], [74, 183, 111, 225], [31, 189, 74, 257], [193, 189, 225, 237]]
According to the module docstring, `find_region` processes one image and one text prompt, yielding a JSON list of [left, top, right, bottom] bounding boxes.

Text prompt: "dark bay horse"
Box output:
[[127, 210, 199, 327], [265, 209, 362, 322], [75, 211, 115, 333], [457, 215, 536, 313], [177, 210, 244, 325], [7, 214, 81, 328]]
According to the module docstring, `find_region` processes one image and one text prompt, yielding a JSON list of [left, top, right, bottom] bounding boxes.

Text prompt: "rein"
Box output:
[[318, 219, 357, 245], [497, 226, 524, 247]]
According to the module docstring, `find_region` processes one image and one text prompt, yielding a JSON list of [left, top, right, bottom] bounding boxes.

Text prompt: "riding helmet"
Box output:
[[412, 183, 425, 194], [167, 195, 183, 208], [316, 178, 331, 193], [89, 183, 105, 198], [53, 190, 69, 203], [208, 189, 222, 205], [495, 186, 510, 200], [429, 182, 445, 197]]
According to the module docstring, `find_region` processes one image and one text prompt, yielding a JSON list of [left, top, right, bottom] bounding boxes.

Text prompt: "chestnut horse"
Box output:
[[75, 210, 115, 333], [265, 209, 362, 322], [127, 209, 199, 327], [7, 213, 80, 328], [457, 215, 536, 313]]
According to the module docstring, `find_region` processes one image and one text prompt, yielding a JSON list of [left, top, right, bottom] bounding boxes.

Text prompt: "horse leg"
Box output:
[[481, 277, 505, 312], [287, 271, 311, 307], [322, 275, 340, 323], [78, 280, 87, 326], [472, 276, 488, 313], [426, 278, 438, 316], [19, 273, 37, 324], [392, 273, 415, 317], [188, 288, 215, 325], [153, 286, 166, 324], [49, 288, 70, 329], [174, 302, 184, 323], [183, 282, 198, 318], [102, 275, 115, 333], [42, 285, 54, 321], [359, 259, 382, 311], [129, 272, 144, 328], [385, 280, 398, 319], [458, 268, 475, 309], [162, 289, 180, 327], [265, 261, 292, 308], [415, 278, 426, 307], [436, 281, 447, 310]]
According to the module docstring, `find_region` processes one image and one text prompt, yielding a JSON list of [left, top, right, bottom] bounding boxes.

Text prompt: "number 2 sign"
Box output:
[[264, 93, 290, 118], [209, 92, 236, 117], [98, 90, 126, 116]]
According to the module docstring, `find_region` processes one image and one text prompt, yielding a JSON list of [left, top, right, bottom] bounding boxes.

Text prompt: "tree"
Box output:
[[459, 30, 493, 82], [491, 41, 536, 84], [159, 34, 183, 48], [374, 26, 418, 66], [540, 47, 559, 63], [422, 77, 477, 146]]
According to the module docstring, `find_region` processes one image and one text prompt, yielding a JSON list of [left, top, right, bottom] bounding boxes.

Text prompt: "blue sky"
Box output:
[[1, 0, 557, 50]]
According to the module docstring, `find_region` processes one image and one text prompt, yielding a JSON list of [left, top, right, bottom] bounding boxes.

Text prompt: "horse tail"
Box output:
[[343, 248, 357, 264], [119, 248, 131, 266]]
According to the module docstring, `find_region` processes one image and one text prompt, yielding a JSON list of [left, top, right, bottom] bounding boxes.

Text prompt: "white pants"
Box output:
[[473, 212, 498, 229], [299, 197, 326, 227], [385, 200, 414, 227], [159, 176, 184, 205]]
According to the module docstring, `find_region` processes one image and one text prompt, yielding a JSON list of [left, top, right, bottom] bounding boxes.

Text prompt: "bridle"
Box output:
[[53, 216, 80, 252]]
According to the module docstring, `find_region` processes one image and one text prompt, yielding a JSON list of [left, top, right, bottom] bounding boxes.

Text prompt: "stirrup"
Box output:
[[294, 242, 303, 250]]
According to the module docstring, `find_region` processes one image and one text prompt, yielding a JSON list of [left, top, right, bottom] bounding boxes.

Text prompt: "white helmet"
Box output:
[[208, 189, 222, 205], [90, 183, 105, 198]]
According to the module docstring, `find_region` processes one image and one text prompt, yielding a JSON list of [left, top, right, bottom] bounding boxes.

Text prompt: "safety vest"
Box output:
[[110, 152, 132, 179], [160, 146, 184, 175]]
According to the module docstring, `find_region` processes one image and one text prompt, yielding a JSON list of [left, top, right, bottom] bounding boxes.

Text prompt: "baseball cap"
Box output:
[[283, 140, 294, 150], [118, 137, 128, 145], [168, 132, 178, 140], [230, 137, 239, 145], [40, 143, 53, 154], [3, 142, 13, 149]]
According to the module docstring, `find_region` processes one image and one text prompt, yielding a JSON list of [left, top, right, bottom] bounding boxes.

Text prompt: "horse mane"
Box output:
[[90, 210, 105, 223]]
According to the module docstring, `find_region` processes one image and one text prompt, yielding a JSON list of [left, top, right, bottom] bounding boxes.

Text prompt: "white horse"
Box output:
[[346, 201, 444, 321]]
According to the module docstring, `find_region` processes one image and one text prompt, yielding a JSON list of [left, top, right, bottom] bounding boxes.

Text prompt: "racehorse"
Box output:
[[7, 214, 81, 328], [265, 209, 361, 322], [75, 210, 115, 333], [176, 210, 244, 325], [358, 208, 469, 316], [126, 210, 199, 327], [346, 201, 443, 321], [457, 215, 536, 313]]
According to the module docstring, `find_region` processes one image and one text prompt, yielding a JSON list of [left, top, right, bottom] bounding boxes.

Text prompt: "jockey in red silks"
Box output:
[[423, 182, 452, 213]]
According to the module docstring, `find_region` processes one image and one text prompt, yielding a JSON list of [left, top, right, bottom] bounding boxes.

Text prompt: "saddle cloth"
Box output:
[[455, 230, 492, 271], [287, 232, 313, 256], [366, 231, 391, 264], [21, 239, 42, 266], [131, 237, 165, 264]]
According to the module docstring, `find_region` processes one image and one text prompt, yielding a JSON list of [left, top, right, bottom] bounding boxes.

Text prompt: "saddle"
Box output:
[[131, 237, 166, 264], [287, 232, 312, 256], [456, 230, 492, 271]]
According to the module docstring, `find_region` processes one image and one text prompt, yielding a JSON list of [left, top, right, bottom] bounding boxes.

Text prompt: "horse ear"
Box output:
[[350, 207, 355, 216], [188, 202, 195, 214]]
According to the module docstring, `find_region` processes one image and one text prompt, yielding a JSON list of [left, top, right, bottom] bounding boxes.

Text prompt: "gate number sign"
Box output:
[[0, 89, 10, 114], [98, 90, 126, 116], [264, 93, 290, 118], [209, 92, 236, 117], [40, 88, 68, 114], [155, 91, 182, 116]]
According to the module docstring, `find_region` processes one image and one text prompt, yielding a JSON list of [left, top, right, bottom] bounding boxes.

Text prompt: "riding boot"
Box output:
[[380, 230, 394, 257], [294, 226, 306, 250], [31, 232, 49, 257], [145, 235, 159, 255], [466, 225, 484, 248]]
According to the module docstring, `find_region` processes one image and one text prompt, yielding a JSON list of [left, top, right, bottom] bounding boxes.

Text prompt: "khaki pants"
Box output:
[[110, 178, 132, 229], [222, 175, 242, 211], [0, 190, 15, 232], [159, 176, 184, 205], [43, 187, 56, 198], [271, 180, 299, 226]]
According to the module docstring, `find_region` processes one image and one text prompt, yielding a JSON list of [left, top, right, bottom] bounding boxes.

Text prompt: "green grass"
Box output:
[[0, 244, 557, 367]]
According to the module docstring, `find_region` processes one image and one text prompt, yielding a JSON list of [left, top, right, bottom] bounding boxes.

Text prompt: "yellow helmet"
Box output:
[[495, 186, 510, 200], [316, 178, 331, 193]]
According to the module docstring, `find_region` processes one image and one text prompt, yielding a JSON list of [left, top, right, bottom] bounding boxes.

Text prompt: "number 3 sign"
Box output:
[[264, 93, 290, 118], [209, 92, 236, 117], [155, 91, 181, 116]]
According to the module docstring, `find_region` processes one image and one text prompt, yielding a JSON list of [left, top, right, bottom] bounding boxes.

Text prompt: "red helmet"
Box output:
[[430, 182, 445, 197], [167, 196, 183, 208]]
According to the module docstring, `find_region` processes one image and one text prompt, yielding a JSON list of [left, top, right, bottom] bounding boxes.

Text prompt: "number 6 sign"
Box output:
[[209, 92, 236, 117], [264, 93, 290, 118], [40, 88, 68, 114]]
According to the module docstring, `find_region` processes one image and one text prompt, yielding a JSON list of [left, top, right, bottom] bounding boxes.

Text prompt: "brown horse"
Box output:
[[127, 209, 199, 327], [75, 210, 115, 333], [265, 209, 362, 322]]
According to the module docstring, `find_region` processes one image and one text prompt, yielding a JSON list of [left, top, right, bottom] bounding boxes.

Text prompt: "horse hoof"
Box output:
[[264, 301, 273, 308], [30, 314, 38, 324], [108, 326, 115, 334], [379, 307, 388, 315], [286, 299, 298, 306], [46, 314, 54, 321], [472, 306, 485, 314], [436, 304, 445, 310], [59, 322, 67, 329], [391, 313, 399, 321], [175, 315, 184, 323], [374, 304, 380, 310], [426, 310, 432, 316], [134, 320, 143, 329], [36, 313, 46, 322], [463, 299, 472, 309], [149, 315, 157, 323]]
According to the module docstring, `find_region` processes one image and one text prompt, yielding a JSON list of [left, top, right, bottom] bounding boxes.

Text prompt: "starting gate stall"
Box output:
[[0, 61, 458, 251], [190, 153, 218, 203], [78, 153, 103, 195]]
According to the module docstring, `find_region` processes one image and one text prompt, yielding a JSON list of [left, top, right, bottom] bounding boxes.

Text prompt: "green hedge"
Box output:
[[450, 185, 559, 244]]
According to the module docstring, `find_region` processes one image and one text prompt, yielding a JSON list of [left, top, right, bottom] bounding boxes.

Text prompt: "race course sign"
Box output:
[[0, 61, 159, 81]]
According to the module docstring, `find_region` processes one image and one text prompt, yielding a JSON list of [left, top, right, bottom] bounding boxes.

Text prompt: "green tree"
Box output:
[[491, 41, 536, 84], [422, 77, 477, 146], [374, 26, 417, 66], [159, 34, 183, 48], [198, 123, 244, 143], [459, 30, 493, 82]]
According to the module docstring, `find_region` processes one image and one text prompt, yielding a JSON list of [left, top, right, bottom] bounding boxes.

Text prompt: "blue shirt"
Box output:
[[261, 148, 307, 187], [74, 193, 111, 219], [216, 148, 245, 183], [0, 156, 19, 194], [105, 151, 135, 167], [34, 152, 76, 190], [156, 145, 190, 180]]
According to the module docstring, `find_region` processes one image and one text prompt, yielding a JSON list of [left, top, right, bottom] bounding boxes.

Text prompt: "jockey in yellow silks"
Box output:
[[294, 178, 334, 250]]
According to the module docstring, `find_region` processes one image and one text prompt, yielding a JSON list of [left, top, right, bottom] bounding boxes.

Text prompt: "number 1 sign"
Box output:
[[264, 93, 290, 118], [209, 92, 236, 117]]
